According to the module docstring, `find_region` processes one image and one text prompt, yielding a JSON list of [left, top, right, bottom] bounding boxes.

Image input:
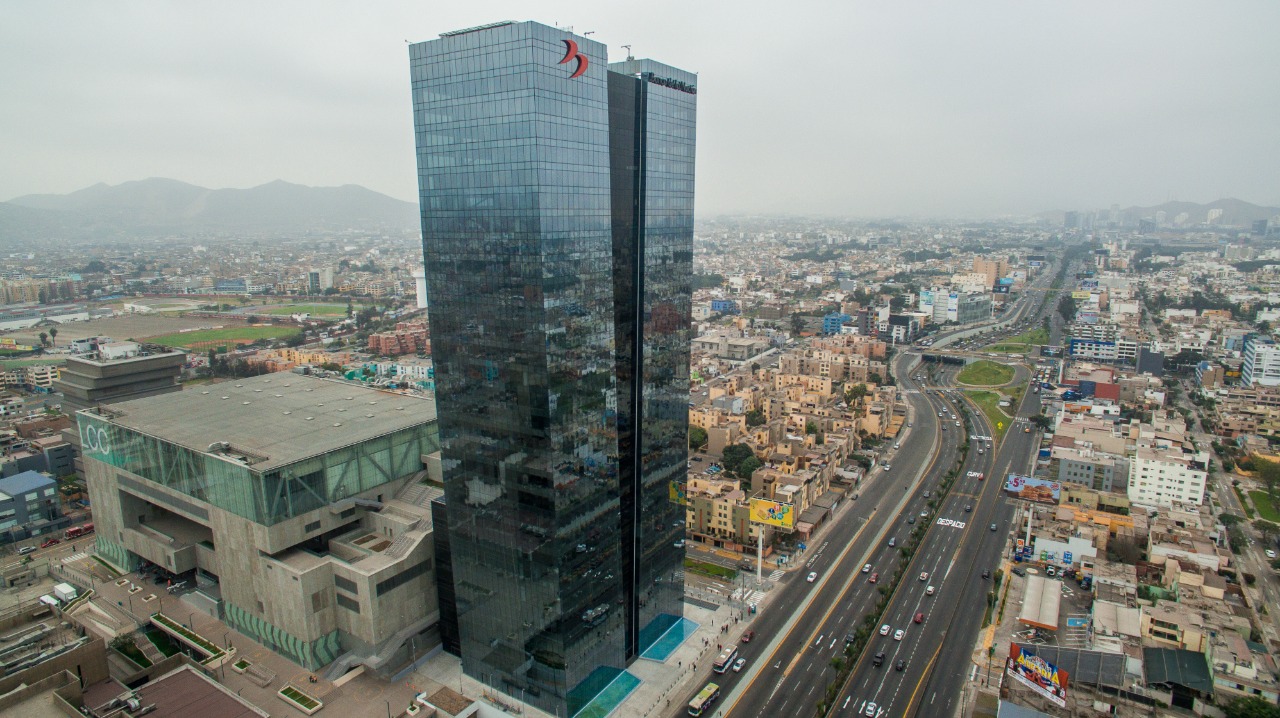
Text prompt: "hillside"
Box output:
[[0, 178, 420, 242]]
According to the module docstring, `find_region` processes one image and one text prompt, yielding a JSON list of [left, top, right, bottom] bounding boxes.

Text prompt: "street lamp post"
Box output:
[[384, 699, 392, 718]]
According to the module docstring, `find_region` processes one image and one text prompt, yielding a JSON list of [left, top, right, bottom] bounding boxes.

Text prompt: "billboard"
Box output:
[[669, 481, 687, 506], [1078, 279, 1099, 290], [997, 277, 1015, 286], [1071, 290, 1092, 300], [993, 285, 1011, 294], [749, 498, 795, 528], [1004, 474, 1061, 504], [1007, 644, 1069, 707], [0, 338, 35, 351]]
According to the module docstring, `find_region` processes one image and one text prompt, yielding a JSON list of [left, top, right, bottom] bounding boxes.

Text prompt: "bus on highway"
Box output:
[[688, 682, 721, 716], [712, 646, 738, 674]]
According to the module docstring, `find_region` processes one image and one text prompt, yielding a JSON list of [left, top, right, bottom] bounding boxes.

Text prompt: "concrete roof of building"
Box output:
[[83, 372, 436, 472], [132, 665, 270, 718], [0, 470, 54, 497]]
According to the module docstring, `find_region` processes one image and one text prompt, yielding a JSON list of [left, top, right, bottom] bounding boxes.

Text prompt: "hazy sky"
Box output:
[[3, 1, 1278, 217]]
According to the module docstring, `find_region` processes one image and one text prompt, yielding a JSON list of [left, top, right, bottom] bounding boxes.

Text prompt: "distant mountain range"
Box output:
[[1121, 198, 1279, 226], [0, 178, 420, 242], [1044, 198, 1279, 227]]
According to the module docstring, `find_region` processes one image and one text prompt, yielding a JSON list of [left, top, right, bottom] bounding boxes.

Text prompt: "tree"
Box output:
[[738, 456, 763, 482], [1253, 519, 1280, 545], [688, 426, 708, 450], [37, 332, 48, 347], [1220, 513, 1243, 527], [845, 383, 869, 405], [745, 410, 766, 427], [48, 327, 57, 346], [805, 421, 818, 435], [1225, 696, 1280, 718], [868, 372, 884, 386], [721, 443, 757, 477]]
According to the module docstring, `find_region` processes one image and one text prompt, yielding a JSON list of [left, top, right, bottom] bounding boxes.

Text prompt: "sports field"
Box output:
[[257, 303, 358, 317], [146, 326, 300, 349]]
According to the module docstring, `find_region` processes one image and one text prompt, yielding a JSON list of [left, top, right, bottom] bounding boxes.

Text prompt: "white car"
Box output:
[[926, 585, 935, 595], [732, 657, 746, 673], [1268, 549, 1277, 559], [919, 571, 929, 582], [862, 563, 872, 573], [893, 629, 905, 641], [879, 624, 891, 636], [807, 571, 818, 583], [865, 702, 877, 717]]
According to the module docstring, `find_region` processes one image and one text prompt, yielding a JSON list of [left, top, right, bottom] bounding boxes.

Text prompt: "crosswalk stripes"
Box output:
[[768, 569, 784, 581], [744, 589, 765, 604], [62, 551, 87, 564]]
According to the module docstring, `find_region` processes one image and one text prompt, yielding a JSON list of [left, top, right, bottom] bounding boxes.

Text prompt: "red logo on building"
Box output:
[[560, 39, 588, 78]]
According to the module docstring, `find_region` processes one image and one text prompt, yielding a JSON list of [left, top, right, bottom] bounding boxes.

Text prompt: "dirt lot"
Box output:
[[4, 314, 248, 347]]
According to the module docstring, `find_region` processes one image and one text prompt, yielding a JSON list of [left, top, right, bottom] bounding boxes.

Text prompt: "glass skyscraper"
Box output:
[[410, 21, 696, 717]]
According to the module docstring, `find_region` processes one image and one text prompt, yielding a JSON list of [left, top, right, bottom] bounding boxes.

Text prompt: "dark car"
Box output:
[[982, 569, 991, 579], [895, 659, 906, 671], [872, 651, 886, 667], [1012, 567, 1026, 577], [741, 630, 755, 643]]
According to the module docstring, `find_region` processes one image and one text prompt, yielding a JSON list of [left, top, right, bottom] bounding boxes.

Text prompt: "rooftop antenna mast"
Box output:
[[622, 44, 633, 61]]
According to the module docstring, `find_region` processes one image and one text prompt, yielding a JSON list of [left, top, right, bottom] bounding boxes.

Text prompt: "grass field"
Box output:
[[147, 326, 299, 349], [0, 358, 64, 369], [957, 360, 1015, 386], [983, 343, 1029, 354], [1249, 490, 1280, 523], [1008, 327, 1049, 345], [965, 390, 1013, 442], [257, 303, 359, 317]]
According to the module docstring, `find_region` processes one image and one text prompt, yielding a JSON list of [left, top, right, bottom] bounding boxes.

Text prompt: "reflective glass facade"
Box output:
[[76, 413, 438, 525], [411, 22, 695, 717]]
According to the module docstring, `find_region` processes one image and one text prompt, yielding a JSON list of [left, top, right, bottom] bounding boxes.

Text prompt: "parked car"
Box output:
[[17, 546, 36, 556], [40, 538, 60, 548]]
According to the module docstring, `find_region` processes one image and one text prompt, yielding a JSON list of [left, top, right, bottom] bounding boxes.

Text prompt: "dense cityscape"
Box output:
[[3, 8, 1280, 718]]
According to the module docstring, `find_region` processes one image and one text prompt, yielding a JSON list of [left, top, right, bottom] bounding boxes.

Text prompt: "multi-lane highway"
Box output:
[[834, 360, 1043, 718]]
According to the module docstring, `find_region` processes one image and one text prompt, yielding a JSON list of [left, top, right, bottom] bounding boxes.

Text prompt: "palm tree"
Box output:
[[38, 332, 48, 347], [48, 327, 57, 346]]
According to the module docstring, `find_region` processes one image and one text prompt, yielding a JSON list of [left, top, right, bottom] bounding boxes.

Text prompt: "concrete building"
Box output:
[[53, 347, 185, 413], [0, 470, 64, 542], [1127, 447, 1208, 507], [1050, 445, 1128, 493], [76, 373, 442, 674], [1243, 335, 1280, 387]]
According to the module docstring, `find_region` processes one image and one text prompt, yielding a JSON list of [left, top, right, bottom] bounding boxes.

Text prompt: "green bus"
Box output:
[[688, 682, 721, 716]]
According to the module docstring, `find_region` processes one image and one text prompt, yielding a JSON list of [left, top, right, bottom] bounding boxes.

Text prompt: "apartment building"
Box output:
[[1243, 335, 1280, 387], [1128, 447, 1208, 506]]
